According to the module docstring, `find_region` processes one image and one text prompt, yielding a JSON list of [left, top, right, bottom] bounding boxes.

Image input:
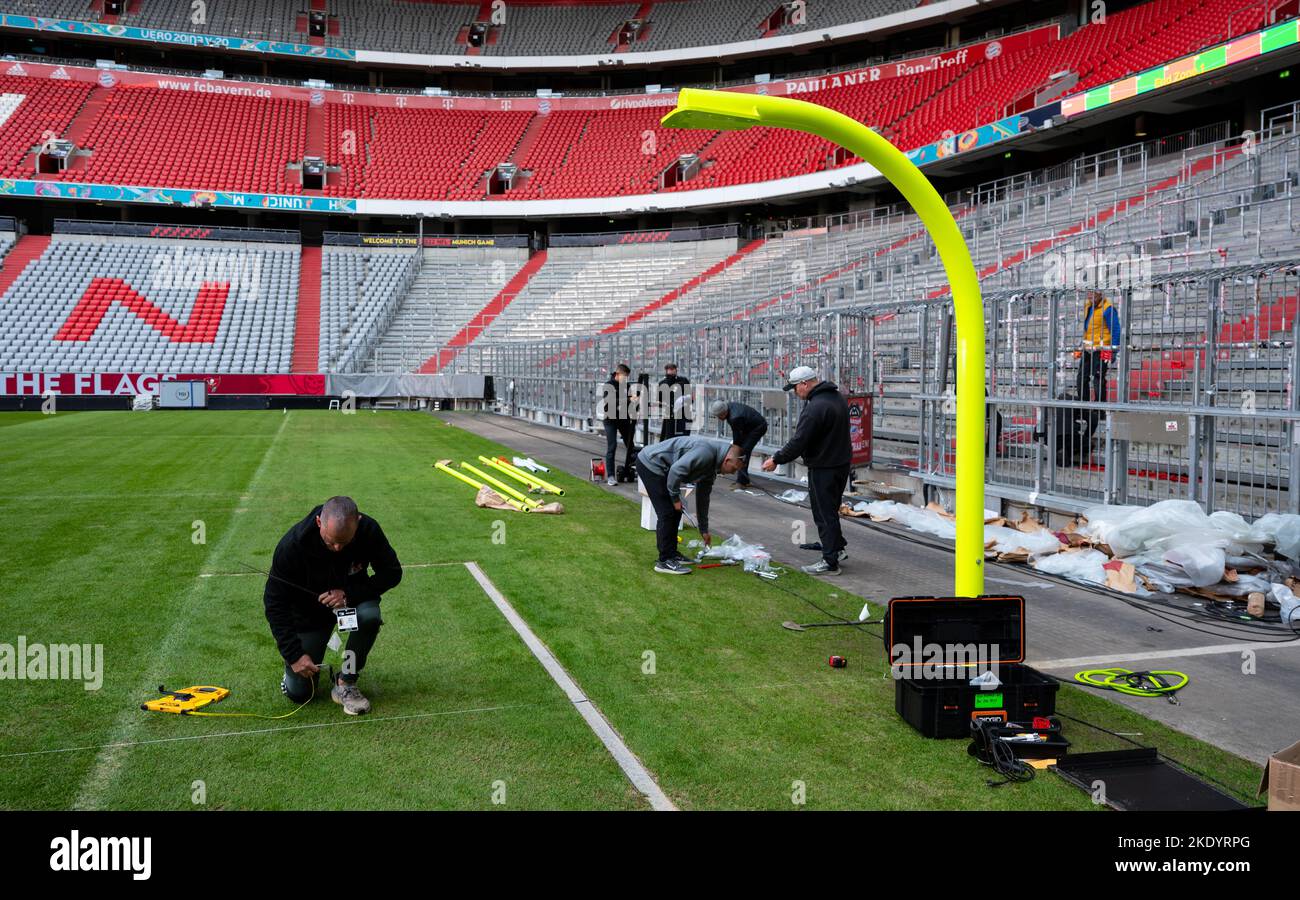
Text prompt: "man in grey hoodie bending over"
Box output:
[[637, 436, 743, 575]]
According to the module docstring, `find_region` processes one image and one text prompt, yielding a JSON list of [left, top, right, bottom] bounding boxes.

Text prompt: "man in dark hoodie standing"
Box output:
[[658, 362, 692, 440], [599, 363, 639, 486], [762, 366, 851, 576], [263, 496, 402, 714]]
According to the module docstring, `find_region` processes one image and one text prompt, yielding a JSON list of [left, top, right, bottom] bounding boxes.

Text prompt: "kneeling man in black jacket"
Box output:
[[763, 366, 852, 576], [263, 496, 402, 715]]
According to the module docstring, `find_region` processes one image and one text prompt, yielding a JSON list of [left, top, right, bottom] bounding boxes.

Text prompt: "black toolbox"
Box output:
[[883, 595, 1058, 739]]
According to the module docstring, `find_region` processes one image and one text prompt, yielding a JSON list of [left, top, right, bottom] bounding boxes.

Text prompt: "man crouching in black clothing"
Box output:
[[263, 496, 402, 715]]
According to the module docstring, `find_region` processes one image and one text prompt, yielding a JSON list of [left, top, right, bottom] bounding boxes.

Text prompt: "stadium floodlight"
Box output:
[[662, 88, 987, 596]]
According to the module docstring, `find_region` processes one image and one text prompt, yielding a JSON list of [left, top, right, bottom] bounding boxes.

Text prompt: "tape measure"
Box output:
[[140, 685, 230, 715]]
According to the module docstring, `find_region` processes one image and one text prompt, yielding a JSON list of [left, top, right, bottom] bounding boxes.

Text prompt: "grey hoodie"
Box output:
[[637, 436, 731, 532]]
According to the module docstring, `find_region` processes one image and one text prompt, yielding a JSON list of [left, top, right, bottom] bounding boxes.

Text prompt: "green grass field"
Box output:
[[0, 410, 1264, 810]]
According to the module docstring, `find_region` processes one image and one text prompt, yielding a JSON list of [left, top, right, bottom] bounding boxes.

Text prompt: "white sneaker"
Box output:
[[801, 560, 843, 576], [606, 476, 618, 486], [331, 680, 372, 715]]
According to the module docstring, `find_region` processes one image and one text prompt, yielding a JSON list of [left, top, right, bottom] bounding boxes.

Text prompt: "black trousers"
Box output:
[[604, 419, 636, 477], [734, 424, 766, 486], [1076, 350, 1108, 403], [639, 467, 681, 563], [808, 465, 850, 567], [282, 600, 383, 702]]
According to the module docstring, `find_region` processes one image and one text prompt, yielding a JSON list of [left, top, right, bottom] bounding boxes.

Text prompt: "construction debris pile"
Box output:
[[845, 497, 1300, 626]]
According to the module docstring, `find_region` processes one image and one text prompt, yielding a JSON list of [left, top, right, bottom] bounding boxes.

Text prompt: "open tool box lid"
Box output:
[[883, 595, 1027, 668]]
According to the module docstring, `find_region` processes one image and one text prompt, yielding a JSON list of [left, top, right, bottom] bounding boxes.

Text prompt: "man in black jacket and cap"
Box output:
[[263, 496, 402, 714], [762, 366, 851, 576]]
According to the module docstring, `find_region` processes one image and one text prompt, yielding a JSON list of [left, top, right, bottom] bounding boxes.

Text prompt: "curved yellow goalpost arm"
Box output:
[[662, 88, 986, 596]]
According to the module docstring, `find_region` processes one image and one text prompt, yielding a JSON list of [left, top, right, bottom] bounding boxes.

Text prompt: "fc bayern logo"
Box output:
[[538, 99, 551, 114], [985, 41, 1002, 60], [310, 90, 324, 106], [98, 72, 116, 87]]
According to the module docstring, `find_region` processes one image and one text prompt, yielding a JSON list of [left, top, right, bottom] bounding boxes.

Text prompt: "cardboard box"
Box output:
[[1258, 740, 1300, 810]]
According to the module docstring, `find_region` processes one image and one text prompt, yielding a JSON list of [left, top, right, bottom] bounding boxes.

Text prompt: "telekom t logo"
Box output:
[[54, 278, 229, 343]]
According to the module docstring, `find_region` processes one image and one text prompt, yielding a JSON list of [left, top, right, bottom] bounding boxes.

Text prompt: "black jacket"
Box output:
[[263, 506, 402, 662], [658, 374, 691, 418], [773, 381, 851, 468], [724, 401, 768, 451], [599, 377, 637, 423]]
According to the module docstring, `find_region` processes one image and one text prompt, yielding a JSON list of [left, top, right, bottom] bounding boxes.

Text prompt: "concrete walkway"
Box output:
[[445, 410, 1300, 764]]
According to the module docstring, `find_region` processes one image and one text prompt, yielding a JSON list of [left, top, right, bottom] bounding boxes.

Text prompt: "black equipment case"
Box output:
[[883, 595, 1058, 739]]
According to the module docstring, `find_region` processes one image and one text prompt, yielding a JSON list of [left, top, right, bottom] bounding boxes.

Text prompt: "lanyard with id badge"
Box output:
[[334, 559, 366, 634], [335, 606, 359, 632]]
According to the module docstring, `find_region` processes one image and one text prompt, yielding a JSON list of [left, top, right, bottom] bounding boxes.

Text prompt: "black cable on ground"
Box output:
[[969, 719, 1036, 786]]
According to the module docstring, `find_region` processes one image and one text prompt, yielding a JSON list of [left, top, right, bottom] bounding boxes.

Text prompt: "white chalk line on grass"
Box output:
[[1, 679, 830, 762], [0, 703, 534, 760], [71, 413, 291, 811], [463, 561, 677, 812], [1030, 638, 1300, 670]]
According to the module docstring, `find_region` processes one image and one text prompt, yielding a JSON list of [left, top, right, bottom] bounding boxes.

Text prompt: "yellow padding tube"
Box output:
[[434, 461, 529, 513], [662, 89, 985, 596], [460, 462, 541, 509], [479, 456, 566, 496]]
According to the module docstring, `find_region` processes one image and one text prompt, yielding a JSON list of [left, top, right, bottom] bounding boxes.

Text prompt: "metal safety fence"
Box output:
[[444, 107, 1300, 520], [454, 256, 1300, 520]]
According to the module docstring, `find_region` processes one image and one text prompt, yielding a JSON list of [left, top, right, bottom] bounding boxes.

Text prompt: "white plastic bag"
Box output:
[[1031, 549, 1109, 585], [1161, 545, 1227, 587], [1255, 513, 1300, 562], [860, 500, 957, 540], [984, 523, 1064, 558]]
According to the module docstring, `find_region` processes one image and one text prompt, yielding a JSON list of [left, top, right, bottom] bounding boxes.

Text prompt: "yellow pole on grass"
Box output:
[[661, 89, 985, 596], [460, 462, 542, 509], [434, 461, 530, 513], [479, 455, 566, 496]]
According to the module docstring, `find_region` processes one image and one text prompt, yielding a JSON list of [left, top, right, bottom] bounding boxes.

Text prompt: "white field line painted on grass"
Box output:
[[1, 681, 831, 762], [71, 413, 292, 811], [1029, 638, 1300, 670], [0, 703, 534, 760], [463, 561, 677, 812], [197, 562, 463, 578]]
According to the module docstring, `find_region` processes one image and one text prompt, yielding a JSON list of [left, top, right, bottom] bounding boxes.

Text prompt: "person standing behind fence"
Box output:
[[658, 363, 692, 440], [1077, 291, 1121, 402], [710, 399, 767, 487], [599, 364, 638, 486], [762, 366, 851, 577]]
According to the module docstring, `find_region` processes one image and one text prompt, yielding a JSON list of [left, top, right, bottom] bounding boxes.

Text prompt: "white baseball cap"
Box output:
[[782, 365, 818, 391]]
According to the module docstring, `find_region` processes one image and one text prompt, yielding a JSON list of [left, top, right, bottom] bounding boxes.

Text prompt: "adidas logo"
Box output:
[[49, 66, 70, 80], [6, 63, 26, 76]]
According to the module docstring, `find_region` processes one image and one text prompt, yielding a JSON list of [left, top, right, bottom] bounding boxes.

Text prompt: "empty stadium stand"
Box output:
[[0, 234, 299, 373], [0, 0, 1285, 201], [14, 0, 925, 57], [318, 244, 419, 372]]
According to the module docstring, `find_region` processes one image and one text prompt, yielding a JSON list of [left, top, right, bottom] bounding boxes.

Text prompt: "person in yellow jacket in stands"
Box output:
[[1077, 291, 1122, 402]]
